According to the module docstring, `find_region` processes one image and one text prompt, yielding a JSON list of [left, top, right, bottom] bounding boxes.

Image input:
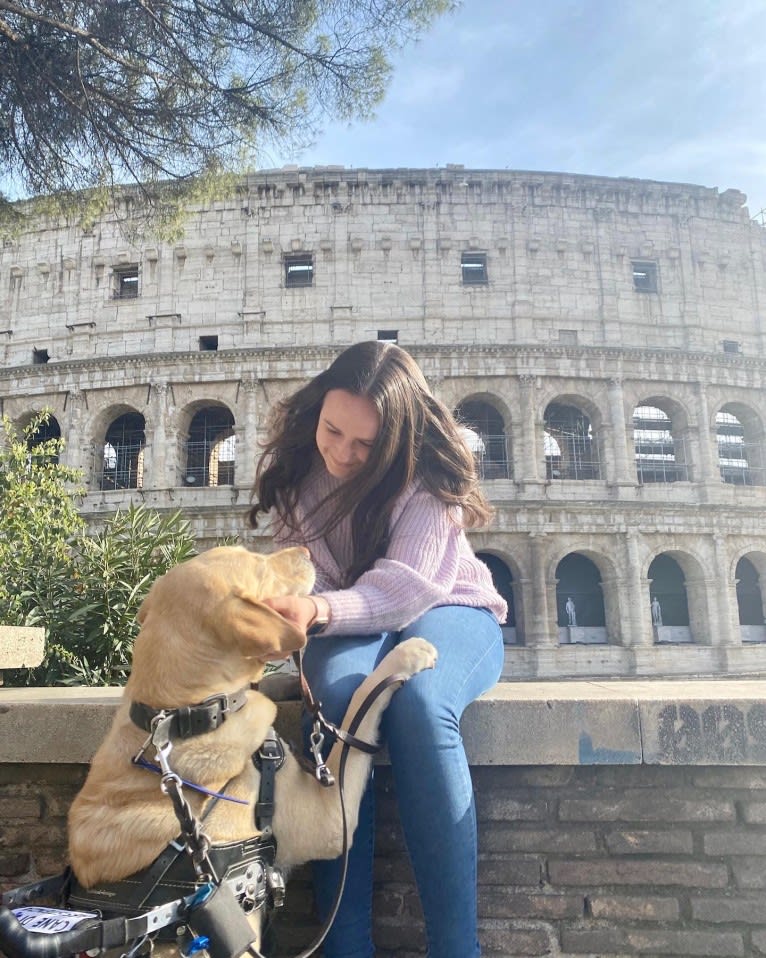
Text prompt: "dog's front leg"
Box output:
[[273, 637, 437, 867]]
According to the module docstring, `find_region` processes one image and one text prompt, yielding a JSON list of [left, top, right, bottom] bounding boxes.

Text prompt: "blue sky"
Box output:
[[269, 0, 766, 218]]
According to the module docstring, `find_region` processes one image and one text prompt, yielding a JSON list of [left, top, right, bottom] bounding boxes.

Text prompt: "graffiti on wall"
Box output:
[[656, 703, 766, 764]]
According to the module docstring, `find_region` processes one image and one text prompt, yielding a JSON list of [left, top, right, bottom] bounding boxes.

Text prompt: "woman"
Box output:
[[249, 341, 506, 958]]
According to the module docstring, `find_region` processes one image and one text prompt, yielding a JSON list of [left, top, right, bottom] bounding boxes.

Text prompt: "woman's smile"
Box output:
[[316, 389, 381, 479]]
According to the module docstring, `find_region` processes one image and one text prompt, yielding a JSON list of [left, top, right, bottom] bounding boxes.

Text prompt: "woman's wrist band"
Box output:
[[306, 596, 331, 636]]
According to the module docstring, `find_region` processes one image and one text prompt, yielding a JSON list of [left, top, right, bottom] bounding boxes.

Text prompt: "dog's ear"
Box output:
[[215, 589, 307, 657]]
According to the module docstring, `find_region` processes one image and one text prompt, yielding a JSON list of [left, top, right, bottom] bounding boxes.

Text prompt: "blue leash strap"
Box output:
[[131, 756, 249, 805]]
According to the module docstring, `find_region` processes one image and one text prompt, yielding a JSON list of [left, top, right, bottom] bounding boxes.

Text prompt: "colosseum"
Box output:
[[1, 166, 765, 680]]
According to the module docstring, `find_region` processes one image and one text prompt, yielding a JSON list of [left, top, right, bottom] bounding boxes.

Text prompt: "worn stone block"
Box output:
[[561, 926, 745, 956], [479, 889, 582, 920], [704, 830, 766, 856], [480, 825, 598, 854], [463, 689, 641, 766], [0, 796, 42, 821], [604, 828, 694, 855], [0, 627, 45, 670], [690, 894, 766, 923], [587, 894, 680, 921], [477, 855, 544, 886], [549, 859, 729, 888], [559, 792, 735, 823], [476, 921, 553, 956]]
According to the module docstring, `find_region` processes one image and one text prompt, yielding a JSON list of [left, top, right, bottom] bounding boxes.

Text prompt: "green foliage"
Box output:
[[0, 412, 85, 628], [0, 0, 456, 215], [0, 413, 198, 686], [28, 506, 198, 686]]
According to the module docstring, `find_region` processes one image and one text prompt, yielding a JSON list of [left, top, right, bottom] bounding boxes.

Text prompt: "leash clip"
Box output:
[[149, 712, 177, 779], [309, 728, 335, 787]]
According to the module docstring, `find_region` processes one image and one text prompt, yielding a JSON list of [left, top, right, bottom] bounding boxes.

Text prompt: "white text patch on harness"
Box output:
[[12, 906, 99, 934]]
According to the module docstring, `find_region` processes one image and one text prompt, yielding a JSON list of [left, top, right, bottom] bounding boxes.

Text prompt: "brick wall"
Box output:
[[3, 762, 766, 958]]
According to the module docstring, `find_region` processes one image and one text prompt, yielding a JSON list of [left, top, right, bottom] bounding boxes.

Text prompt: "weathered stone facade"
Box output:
[[1, 167, 765, 678]]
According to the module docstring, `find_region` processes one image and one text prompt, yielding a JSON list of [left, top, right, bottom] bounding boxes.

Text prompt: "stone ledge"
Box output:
[[2, 680, 765, 767]]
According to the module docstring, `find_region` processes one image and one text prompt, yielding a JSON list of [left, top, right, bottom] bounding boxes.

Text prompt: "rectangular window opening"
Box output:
[[377, 329, 399, 344], [113, 265, 140, 300], [199, 335, 219, 351], [722, 340, 741, 354], [632, 260, 658, 293], [32, 348, 50, 365], [285, 253, 314, 288], [558, 329, 578, 345], [461, 251, 488, 285]]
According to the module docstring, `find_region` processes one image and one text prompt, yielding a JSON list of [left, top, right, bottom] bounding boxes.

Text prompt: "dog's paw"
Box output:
[[387, 636, 438, 676]]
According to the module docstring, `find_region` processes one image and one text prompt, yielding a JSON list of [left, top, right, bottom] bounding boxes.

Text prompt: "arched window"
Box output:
[[26, 414, 61, 466], [736, 558, 765, 643], [555, 553, 606, 644], [455, 400, 509, 479], [648, 554, 691, 640], [633, 405, 688, 483], [476, 552, 517, 643], [101, 413, 145, 490], [184, 407, 236, 487], [544, 403, 600, 480], [717, 406, 765, 486], [736, 557, 762, 624]]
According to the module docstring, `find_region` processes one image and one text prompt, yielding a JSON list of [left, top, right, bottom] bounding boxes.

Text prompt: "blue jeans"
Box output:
[[301, 605, 504, 958]]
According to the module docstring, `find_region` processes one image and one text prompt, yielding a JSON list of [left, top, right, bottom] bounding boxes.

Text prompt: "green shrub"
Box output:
[[1, 413, 198, 686], [29, 506, 198, 686]]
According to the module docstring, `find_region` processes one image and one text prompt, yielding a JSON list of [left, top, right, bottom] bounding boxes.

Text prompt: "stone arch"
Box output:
[[735, 551, 766, 643], [543, 394, 604, 480], [180, 402, 237, 487], [18, 410, 62, 465], [633, 395, 692, 483], [646, 550, 707, 643], [715, 402, 766, 486], [554, 550, 618, 644], [476, 551, 519, 643], [455, 395, 511, 479], [100, 409, 146, 490]]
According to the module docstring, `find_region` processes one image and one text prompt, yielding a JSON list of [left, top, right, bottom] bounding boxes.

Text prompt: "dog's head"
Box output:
[[127, 545, 315, 706]]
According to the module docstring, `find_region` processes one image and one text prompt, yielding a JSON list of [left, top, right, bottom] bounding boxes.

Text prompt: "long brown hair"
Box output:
[[249, 341, 492, 584]]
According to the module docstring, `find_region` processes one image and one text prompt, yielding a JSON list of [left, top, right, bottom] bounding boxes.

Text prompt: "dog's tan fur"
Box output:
[[68, 545, 437, 893]]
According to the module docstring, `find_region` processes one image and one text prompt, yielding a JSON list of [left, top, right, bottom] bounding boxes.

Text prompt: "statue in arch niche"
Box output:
[[565, 596, 577, 627], [651, 595, 663, 626]]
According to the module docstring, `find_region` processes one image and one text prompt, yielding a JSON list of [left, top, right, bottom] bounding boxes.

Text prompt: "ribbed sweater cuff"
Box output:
[[316, 590, 373, 635]]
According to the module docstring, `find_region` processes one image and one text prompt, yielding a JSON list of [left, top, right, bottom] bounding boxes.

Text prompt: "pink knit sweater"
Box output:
[[272, 463, 508, 635]]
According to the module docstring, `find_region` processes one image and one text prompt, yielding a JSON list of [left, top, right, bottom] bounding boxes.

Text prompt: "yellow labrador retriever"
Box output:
[[68, 545, 437, 910]]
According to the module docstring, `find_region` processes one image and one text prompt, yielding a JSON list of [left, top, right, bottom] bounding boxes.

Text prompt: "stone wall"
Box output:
[[2, 682, 766, 957], [1, 169, 763, 361]]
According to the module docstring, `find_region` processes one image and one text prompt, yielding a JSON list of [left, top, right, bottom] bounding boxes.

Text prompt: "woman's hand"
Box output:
[[262, 594, 330, 633]]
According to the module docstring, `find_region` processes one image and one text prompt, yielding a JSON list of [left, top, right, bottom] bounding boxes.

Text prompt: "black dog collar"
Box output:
[[129, 687, 250, 740]]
